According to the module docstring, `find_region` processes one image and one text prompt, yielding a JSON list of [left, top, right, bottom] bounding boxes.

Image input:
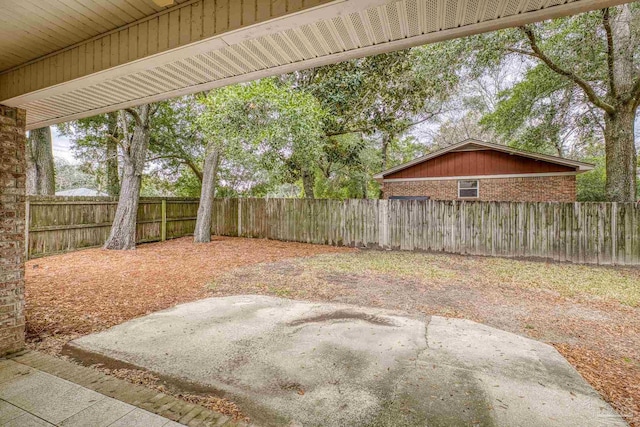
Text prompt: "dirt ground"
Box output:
[[25, 238, 639, 426]]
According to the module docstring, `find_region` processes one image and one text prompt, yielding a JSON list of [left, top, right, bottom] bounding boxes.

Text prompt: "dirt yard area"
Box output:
[[25, 238, 639, 426]]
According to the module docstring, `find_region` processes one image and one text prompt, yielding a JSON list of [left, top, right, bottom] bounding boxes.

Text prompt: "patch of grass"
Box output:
[[301, 251, 456, 281], [482, 258, 640, 307], [211, 249, 640, 307], [269, 286, 292, 297], [297, 251, 640, 307]]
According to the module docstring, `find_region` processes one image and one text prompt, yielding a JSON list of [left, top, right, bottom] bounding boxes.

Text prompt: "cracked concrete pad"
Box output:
[[67, 295, 627, 427]]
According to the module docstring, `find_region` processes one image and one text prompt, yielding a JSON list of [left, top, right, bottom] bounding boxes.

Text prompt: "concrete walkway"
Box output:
[[0, 358, 182, 427], [0, 353, 242, 427], [67, 295, 628, 427]]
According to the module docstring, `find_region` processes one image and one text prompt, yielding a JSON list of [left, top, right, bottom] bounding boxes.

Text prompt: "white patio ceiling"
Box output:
[[0, 0, 630, 130], [0, 0, 193, 72]]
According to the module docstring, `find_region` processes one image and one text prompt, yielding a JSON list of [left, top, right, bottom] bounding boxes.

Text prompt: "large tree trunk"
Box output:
[[605, 5, 638, 202], [104, 106, 151, 250], [26, 127, 55, 195], [104, 160, 142, 249], [604, 104, 637, 202], [194, 148, 221, 243], [302, 169, 315, 199], [105, 112, 120, 197]]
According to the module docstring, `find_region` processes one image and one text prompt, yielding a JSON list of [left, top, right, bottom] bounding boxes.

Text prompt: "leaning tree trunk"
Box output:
[[302, 169, 315, 199], [105, 112, 120, 197], [604, 104, 637, 202], [104, 107, 151, 250], [26, 126, 55, 195], [194, 148, 221, 243]]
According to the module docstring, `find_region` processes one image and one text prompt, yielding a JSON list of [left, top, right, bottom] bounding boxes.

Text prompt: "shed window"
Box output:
[[458, 180, 479, 198]]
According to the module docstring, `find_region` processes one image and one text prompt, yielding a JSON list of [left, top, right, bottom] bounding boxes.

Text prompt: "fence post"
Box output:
[[238, 198, 242, 237], [378, 199, 388, 249], [161, 199, 167, 241], [611, 202, 617, 264], [24, 198, 30, 260]]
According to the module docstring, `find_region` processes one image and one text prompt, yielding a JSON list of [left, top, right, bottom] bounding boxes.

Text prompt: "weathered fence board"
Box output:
[[26, 197, 640, 265]]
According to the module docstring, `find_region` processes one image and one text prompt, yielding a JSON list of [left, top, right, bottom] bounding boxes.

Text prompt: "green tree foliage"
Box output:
[[198, 78, 326, 195], [194, 78, 326, 241], [57, 113, 121, 196], [280, 44, 465, 197], [148, 95, 207, 184], [54, 158, 95, 192]]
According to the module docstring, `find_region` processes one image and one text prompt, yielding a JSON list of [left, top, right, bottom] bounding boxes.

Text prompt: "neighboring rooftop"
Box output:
[[374, 139, 595, 180], [55, 188, 108, 197]]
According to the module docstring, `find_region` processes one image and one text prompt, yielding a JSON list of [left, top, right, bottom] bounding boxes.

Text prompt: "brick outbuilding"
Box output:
[[375, 139, 594, 202]]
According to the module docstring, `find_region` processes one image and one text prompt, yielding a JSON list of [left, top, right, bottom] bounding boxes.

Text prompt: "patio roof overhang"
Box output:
[[0, 0, 631, 130]]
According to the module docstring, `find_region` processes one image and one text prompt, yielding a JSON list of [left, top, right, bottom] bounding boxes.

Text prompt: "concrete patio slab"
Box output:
[[66, 295, 627, 427], [3, 411, 54, 427], [0, 370, 103, 424], [58, 397, 136, 427], [0, 400, 26, 424]]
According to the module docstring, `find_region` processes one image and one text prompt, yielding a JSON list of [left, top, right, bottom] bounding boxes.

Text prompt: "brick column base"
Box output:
[[0, 105, 26, 356]]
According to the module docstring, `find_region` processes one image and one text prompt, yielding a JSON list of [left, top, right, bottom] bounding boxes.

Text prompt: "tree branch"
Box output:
[[519, 26, 616, 115], [124, 108, 143, 126], [106, 134, 120, 145], [325, 127, 373, 138], [400, 109, 443, 131], [149, 103, 161, 117], [185, 160, 204, 182], [624, 77, 640, 109], [146, 154, 204, 181], [505, 47, 537, 57], [602, 8, 617, 98]]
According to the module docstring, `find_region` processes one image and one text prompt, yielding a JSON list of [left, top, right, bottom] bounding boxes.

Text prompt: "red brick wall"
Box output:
[[0, 106, 26, 356], [382, 175, 577, 202]]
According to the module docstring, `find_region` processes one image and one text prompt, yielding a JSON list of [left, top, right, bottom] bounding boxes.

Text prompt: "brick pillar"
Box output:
[[0, 105, 26, 356]]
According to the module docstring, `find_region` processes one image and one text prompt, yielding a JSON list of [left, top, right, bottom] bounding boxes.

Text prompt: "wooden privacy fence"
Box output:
[[210, 198, 640, 266], [26, 196, 199, 259], [26, 197, 640, 265]]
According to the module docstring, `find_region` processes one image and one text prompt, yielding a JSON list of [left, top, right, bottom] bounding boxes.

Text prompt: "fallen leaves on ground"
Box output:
[[97, 366, 248, 422], [25, 236, 352, 340]]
